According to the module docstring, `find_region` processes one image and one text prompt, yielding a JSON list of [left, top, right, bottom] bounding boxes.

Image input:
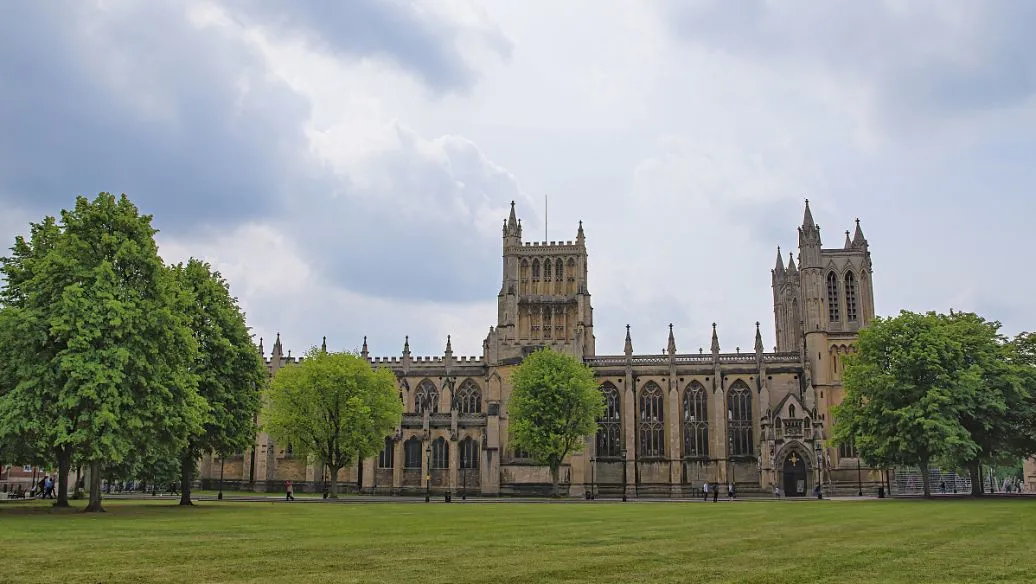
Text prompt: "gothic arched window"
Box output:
[[639, 382, 665, 457], [596, 383, 622, 458], [543, 259, 552, 282], [431, 437, 449, 469], [519, 259, 529, 295], [532, 259, 540, 281], [845, 271, 858, 322], [455, 379, 482, 414], [728, 381, 753, 457], [378, 437, 394, 469], [567, 258, 577, 294], [682, 381, 709, 458], [415, 379, 439, 414], [555, 259, 564, 293], [404, 437, 422, 468], [827, 271, 841, 323], [460, 437, 479, 469]]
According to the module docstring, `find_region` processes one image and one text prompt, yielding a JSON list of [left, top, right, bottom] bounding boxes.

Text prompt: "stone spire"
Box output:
[[787, 252, 797, 276], [667, 323, 676, 356], [798, 198, 822, 254], [444, 334, 453, 357], [773, 246, 785, 277], [503, 200, 521, 240], [624, 324, 633, 357], [844, 230, 852, 250], [361, 336, 368, 359], [402, 335, 410, 358], [754, 321, 764, 354], [802, 198, 817, 230], [576, 220, 585, 245], [258, 336, 264, 357], [272, 333, 283, 359], [710, 323, 720, 356], [321, 335, 327, 353], [851, 218, 868, 248]]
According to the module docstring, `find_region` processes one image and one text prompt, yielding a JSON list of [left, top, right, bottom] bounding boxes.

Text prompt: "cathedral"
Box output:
[[200, 200, 883, 497]]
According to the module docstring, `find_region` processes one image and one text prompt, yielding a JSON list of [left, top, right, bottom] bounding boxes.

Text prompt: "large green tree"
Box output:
[[263, 349, 401, 498], [938, 312, 1034, 495], [171, 259, 265, 505], [833, 311, 978, 497], [0, 218, 67, 503], [508, 348, 604, 497], [0, 193, 204, 511]]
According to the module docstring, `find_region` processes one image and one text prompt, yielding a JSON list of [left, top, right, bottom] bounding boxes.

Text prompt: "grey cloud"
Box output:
[[290, 131, 528, 303], [0, 1, 311, 234], [661, 1, 1036, 118], [0, 1, 521, 307], [224, 0, 512, 92]]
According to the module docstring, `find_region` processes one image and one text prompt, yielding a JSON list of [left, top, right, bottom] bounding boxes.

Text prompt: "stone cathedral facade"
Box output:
[[200, 201, 881, 497]]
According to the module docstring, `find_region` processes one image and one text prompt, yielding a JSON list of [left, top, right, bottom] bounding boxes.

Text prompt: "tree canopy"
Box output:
[[0, 193, 205, 511], [171, 258, 266, 505], [834, 310, 1036, 497], [262, 349, 401, 498], [508, 348, 603, 497]]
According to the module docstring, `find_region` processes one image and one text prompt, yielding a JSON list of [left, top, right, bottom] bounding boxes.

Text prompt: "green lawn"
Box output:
[[1, 498, 1033, 583]]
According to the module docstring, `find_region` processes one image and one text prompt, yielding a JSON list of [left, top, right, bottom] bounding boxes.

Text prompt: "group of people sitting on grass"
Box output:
[[701, 481, 736, 501]]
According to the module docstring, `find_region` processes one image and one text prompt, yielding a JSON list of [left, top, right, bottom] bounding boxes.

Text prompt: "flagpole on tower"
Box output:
[[544, 194, 548, 242]]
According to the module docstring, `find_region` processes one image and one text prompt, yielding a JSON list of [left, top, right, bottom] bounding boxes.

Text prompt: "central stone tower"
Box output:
[[488, 201, 595, 364]]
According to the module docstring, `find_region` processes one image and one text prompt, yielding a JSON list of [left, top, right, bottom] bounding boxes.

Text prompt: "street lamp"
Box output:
[[590, 457, 596, 501], [425, 444, 432, 503], [217, 456, 225, 501], [621, 449, 628, 502], [856, 453, 863, 497]]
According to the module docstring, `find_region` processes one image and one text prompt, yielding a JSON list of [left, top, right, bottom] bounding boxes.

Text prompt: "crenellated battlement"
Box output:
[[369, 355, 485, 365]]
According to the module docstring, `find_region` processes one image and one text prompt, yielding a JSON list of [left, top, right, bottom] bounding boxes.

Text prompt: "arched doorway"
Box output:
[[782, 451, 808, 497]]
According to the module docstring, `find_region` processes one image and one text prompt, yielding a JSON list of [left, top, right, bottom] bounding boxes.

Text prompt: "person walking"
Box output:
[[285, 480, 295, 502], [728, 482, 735, 500], [702, 481, 709, 501], [712, 483, 719, 502]]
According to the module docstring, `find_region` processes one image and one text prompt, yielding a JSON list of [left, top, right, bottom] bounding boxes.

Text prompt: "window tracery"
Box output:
[[682, 381, 709, 458], [414, 379, 439, 414], [431, 437, 449, 469], [728, 381, 753, 457], [378, 437, 394, 469], [404, 438, 422, 468], [460, 437, 479, 469], [827, 271, 841, 323], [455, 379, 482, 414], [596, 383, 622, 458], [639, 382, 664, 457], [845, 271, 858, 322]]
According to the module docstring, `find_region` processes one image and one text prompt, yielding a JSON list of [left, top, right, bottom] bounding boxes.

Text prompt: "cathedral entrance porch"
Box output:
[[782, 451, 809, 497]]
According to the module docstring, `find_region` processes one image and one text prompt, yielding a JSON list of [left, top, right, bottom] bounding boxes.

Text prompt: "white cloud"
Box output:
[[3, 0, 1036, 361]]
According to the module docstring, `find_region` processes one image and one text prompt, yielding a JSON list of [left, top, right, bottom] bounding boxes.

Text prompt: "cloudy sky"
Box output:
[[2, 1, 1034, 359]]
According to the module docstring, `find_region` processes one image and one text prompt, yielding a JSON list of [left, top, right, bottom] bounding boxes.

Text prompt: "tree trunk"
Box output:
[[550, 465, 560, 498], [54, 448, 71, 508], [919, 460, 932, 499], [84, 461, 105, 513], [328, 464, 340, 499], [968, 461, 983, 496], [179, 450, 194, 506]]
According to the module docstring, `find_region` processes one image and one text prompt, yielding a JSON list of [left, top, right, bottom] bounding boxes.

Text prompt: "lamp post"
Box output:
[[590, 457, 596, 501], [621, 449, 628, 502], [425, 444, 432, 503], [217, 457, 225, 501], [856, 453, 863, 497]]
